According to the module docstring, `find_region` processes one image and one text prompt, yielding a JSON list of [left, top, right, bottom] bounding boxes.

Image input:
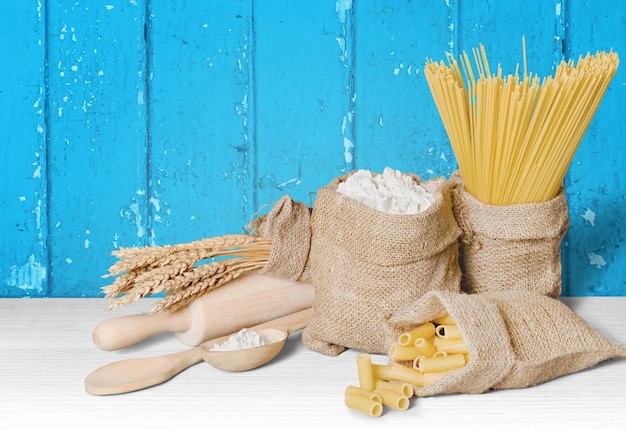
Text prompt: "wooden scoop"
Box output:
[[92, 272, 314, 350], [85, 308, 312, 396], [203, 307, 310, 372]]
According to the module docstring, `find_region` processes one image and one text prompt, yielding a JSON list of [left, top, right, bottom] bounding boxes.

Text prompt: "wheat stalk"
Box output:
[[102, 260, 189, 297], [102, 234, 272, 312], [104, 234, 270, 277], [149, 258, 263, 313]]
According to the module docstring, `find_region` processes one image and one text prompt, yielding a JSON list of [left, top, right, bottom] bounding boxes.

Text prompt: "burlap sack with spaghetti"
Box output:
[[301, 173, 462, 356], [449, 170, 569, 297], [247, 195, 312, 281], [388, 290, 626, 397]]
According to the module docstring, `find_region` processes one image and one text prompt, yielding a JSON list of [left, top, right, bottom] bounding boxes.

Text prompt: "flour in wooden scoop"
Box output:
[[210, 328, 274, 351]]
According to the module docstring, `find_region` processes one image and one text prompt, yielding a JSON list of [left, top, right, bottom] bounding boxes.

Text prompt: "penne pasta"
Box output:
[[435, 324, 463, 340], [345, 386, 383, 418], [356, 353, 376, 391], [415, 354, 466, 373], [375, 380, 413, 398], [433, 337, 469, 354], [398, 322, 436, 346], [414, 337, 438, 357], [374, 388, 410, 411], [388, 343, 421, 361]]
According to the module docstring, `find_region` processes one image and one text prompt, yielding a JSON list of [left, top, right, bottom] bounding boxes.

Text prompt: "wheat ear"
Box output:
[[102, 234, 272, 312], [148, 258, 263, 313], [104, 234, 269, 277]]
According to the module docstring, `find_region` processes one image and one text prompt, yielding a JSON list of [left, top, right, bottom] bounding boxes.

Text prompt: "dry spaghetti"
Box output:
[[424, 39, 619, 205]]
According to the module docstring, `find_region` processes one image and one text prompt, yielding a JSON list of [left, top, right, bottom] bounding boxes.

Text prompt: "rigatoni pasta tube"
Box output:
[[433, 337, 469, 354], [435, 324, 463, 340], [388, 343, 421, 361], [415, 354, 466, 373], [414, 337, 437, 357], [373, 363, 425, 388], [423, 371, 449, 387], [398, 322, 436, 346], [412, 352, 448, 370], [345, 386, 383, 418], [432, 314, 455, 325], [375, 380, 413, 398], [356, 354, 376, 391], [374, 388, 410, 411], [345, 385, 382, 403]]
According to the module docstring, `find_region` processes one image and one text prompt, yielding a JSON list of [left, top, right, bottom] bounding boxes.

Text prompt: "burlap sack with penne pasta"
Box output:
[[247, 194, 312, 281], [388, 290, 626, 396], [449, 170, 569, 297], [302, 173, 462, 356]]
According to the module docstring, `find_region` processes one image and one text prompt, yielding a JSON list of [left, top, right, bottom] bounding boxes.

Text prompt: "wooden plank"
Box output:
[[147, 0, 255, 242], [456, 0, 557, 76], [559, 0, 626, 296], [0, 2, 48, 297], [1, 297, 626, 427], [253, 0, 352, 207], [45, 1, 149, 296], [351, 1, 455, 179]]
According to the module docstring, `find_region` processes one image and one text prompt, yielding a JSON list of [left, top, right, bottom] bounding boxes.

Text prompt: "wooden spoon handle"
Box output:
[[92, 308, 191, 351], [85, 308, 313, 396], [85, 347, 203, 396]]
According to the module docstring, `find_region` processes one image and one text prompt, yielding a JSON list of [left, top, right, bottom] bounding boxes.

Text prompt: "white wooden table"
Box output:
[[1, 297, 625, 429]]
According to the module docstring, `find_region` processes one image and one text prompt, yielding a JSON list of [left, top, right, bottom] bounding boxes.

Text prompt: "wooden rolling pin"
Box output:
[[92, 272, 314, 351]]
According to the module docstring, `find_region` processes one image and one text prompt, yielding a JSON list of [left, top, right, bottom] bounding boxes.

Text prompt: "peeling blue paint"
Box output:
[[588, 253, 607, 269], [336, 0, 352, 24], [4, 255, 47, 295], [582, 209, 596, 226]]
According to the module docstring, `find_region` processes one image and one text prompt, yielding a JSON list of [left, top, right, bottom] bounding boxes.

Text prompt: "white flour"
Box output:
[[210, 328, 274, 351], [337, 167, 433, 214]]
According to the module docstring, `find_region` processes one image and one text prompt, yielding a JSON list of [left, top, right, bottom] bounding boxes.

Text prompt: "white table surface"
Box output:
[[1, 297, 625, 429]]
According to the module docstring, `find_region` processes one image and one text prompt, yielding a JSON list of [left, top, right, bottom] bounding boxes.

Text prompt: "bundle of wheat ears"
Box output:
[[102, 234, 273, 313]]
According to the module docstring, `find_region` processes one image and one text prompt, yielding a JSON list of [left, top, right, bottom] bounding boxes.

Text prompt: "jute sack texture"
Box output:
[[449, 170, 569, 297], [302, 172, 462, 356], [247, 195, 312, 282], [388, 290, 626, 397]]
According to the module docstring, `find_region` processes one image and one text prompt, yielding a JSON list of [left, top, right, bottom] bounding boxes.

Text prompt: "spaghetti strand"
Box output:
[[424, 43, 618, 205]]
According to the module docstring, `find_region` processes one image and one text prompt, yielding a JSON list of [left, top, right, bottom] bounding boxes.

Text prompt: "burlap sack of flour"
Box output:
[[247, 195, 312, 281], [449, 170, 570, 297], [388, 290, 626, 397], [301, 172, 462, 356]]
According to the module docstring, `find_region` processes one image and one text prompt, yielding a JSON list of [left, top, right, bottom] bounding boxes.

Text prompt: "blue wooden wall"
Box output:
[[1, 0, 625, 298]]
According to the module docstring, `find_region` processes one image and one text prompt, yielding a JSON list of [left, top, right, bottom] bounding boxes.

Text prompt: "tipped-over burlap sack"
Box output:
[[388, 290, 626, 397], [449, 170, 570, 297], [302, 172, 462, 356], [248, 195, 312, 281]]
